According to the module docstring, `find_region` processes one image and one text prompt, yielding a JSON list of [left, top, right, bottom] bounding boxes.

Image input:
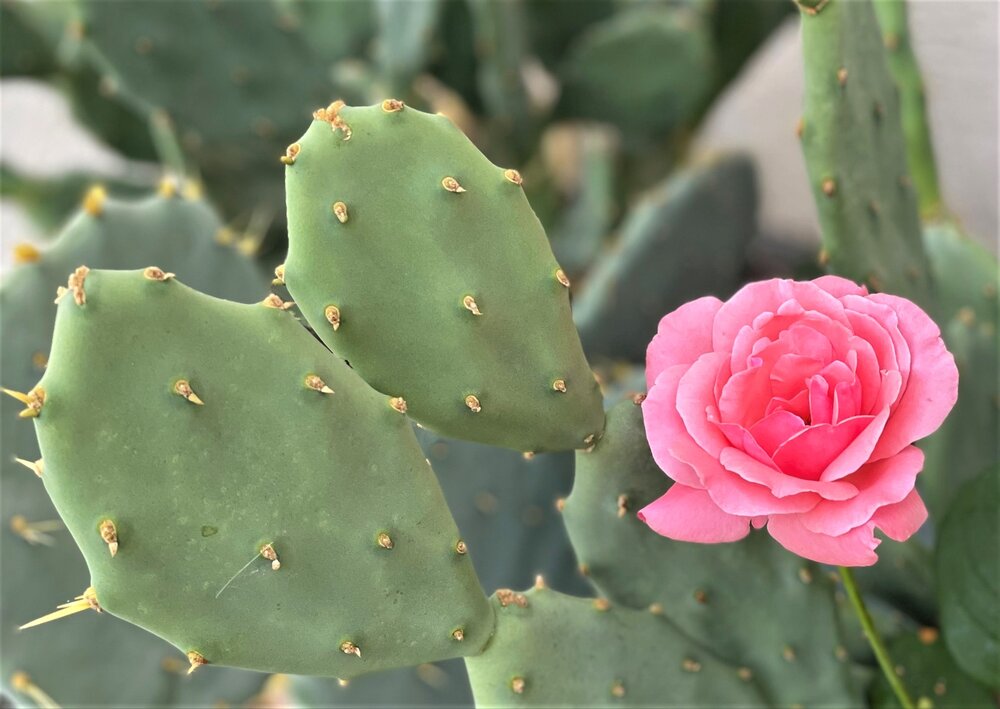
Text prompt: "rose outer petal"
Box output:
[[638, 485, 751, 543], [646, 296, 723, 388], [766, 515, 880, 566], [870, 488, 928, 541], [643, 366, 707, 489], [719, 447, 858, 500]]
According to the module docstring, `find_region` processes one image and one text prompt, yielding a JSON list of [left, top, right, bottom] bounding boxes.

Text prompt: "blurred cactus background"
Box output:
[[1, 0, 997, 707]]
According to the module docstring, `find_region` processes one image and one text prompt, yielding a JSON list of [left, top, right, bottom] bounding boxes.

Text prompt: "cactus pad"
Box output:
[[284, 102, 604, 451], [464, 587, 766, 706], [29, 271, 493, 677]]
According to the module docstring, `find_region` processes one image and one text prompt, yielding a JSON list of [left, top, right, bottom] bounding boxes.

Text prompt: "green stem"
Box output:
[[839, 566, 915, 709]]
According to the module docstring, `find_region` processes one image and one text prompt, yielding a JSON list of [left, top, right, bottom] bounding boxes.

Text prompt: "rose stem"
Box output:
[[839, 566, 916, 709]]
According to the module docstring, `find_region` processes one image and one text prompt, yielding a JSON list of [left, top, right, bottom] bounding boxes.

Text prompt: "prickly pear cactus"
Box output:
[[574, 154, 757, 363], [563, 400, 861, 706], [797, 0, 931, 305], [1, 189, 268, 707], [464, 587, 767, 706], [283, 102, 604, 452], [28, 271, 494, 678]]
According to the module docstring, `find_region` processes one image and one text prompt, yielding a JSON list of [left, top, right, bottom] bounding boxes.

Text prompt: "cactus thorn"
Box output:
[[578, 562, 590, 576], [795, 117, 805, 139], [441, 177, 465, 193], [157, 176, 179, 198], [389, 396, 408, 414], [868, 199, 881, 217], [648, 602, 664, 615], [632, 392, 647, 405], [261, 294, 294, 310], [798, 567, 813, 584], [918, 627, 939, 645], [934, 681, 946, 696], [12, 243, 40, 264], [899, 174, 913, 188], [503, 169, 523, 185], [464, 395, 482, 413], [681, 658, 702, 673], [694, 589, 708, 604], [215, 227, 236, 246], [496, 589, 528, 608], [83, 186, 107, 216], [783, 645, 797, 662], [186, 651, 208, 674], [836, 67, 848, 86], [552, 379, 567, 393], [455, 539, 468, 555], [835, 644, 849, 661], [10, 515, 62, 545], [593, 598, 610, 612], [19, 586, 101, 630], [510, 677, 526, 695], [583, 433, 596, 446], [55, 266, 90, 306], [337, 678, 350, 687], [737, 667, 753, 681], [381, 98, 405, 113], [534, 574, 547, 590], [10, 672, 58, 709], [616, 494, 629, 518], [795, 0, 830, 15], [555, 268, 571, 288], [261, 543, 281, 570], [14, 457, 44, 477], [273, 264, 286, 286], [332, 201, 349, 224], [376, 532, 394, 549], [821, 178, 837, 196], [339, 641, 361, 658], [99, 519, 119, 557], [555, 498, 566, 512], [143, 266, 175, 281], [3, 386, 45, 418], [462, 295, 483, 315], [314, 100, 352, 140], [172, 379, 204, 405], [451, 628, 465, 642], [281, 142, 301, 165], [304, 374, 334, 394], [610, 680, 625, 698], [32, 352, 47, 370], [818, 248, 830, 266], [324, 305, 342, 331], [522, 451, 535, 460]]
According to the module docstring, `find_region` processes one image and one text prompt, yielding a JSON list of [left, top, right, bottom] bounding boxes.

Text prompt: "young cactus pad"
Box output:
[[464, 587, 766, 706], [29, 270, 493, 677], [283, 101, 604, 452]]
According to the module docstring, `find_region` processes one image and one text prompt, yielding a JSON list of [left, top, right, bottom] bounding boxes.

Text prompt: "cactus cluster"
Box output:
[[1, 0, 996, 706]]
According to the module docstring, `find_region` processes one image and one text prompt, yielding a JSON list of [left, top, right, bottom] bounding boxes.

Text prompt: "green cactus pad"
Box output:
[[935, 467, 1000, 689], [556, 5, 712, 141], [870, 631, 995, 708], [30, 271, 493, 678], [563, 400, 860, 706], [1, 190, 268, 707], [283, 102, 604, 452], [797, 0, 931, 305], [464, 587, 766, 706], [574, 154, 757, 363]]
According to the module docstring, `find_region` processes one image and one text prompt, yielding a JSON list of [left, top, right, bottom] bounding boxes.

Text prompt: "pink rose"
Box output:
[[638, 277, 958, 566]]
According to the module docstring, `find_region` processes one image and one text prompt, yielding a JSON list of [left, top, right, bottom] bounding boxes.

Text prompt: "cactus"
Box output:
[[563, 400, 860, 705], [27, 270, 494, 677], [556, 5, 712, 143], [574, 154, 757, 363], [870, 631, 994, 707], [291, 661, 472, 708], [935, 467, 999, 689], [283, 102, 604, 452], [1, 189, 268, 706], [464, 586, 767, 706], [374, 0, 443, 96], [797, 0, 931, 305]]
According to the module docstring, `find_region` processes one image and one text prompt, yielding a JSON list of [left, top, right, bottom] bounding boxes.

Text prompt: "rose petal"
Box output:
[[676, 353, 731, 456], [703, 471, 820, 516], [767, 516, 880, 566], [867, 294, 959, 460], [800, 446, 924, 536], [871, 488, 928, 541], [772, 416, 874, 480], [749, 410, 807, 456], [842, 295, 911, 391], [714, 279, 851, 352], [720, 447, 858, 500], [643, 366, 707, 489], [646, 296, 724, 387], [813, 275, 870, 298], [638, 485, 751, 543]]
